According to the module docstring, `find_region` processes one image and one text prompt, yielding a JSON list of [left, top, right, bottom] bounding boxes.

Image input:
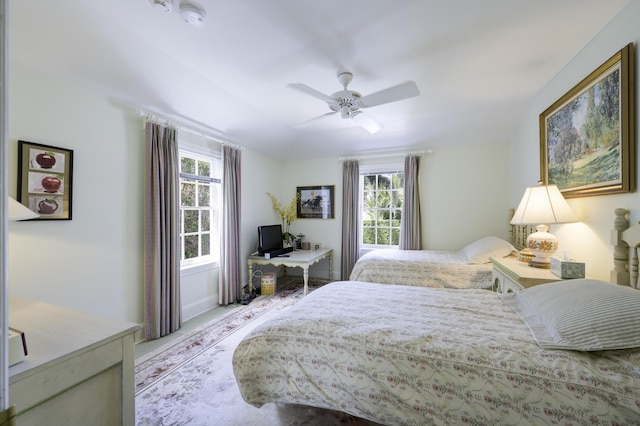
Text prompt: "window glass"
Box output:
[[360, 170, 404, 247], [179, 150, 221, 267]]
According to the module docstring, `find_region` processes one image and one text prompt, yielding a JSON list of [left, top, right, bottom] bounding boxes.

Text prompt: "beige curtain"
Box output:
[[399, 155, 422, 250], [341, 160, 359, 279], [144, 122, 181, 340], [219, 145, 242, 305]]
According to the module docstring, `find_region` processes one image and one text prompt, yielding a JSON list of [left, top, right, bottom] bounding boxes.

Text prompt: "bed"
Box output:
[[233, 209, 640, 425], [348, 209, 528, 289], [348, 236, 518, 289], [233, 280, 640, 425]]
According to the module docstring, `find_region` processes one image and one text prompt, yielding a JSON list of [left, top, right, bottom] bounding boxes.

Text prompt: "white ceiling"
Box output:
[[8, 0, 630, 160]]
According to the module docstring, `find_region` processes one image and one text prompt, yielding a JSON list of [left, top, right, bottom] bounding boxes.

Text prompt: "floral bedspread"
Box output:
[[233, 281, 640, 426], [349, 249, 492, 289]]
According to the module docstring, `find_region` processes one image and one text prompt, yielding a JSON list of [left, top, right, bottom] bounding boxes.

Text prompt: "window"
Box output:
[[179, 150, 221, 267], [361, 171, 404, 247]]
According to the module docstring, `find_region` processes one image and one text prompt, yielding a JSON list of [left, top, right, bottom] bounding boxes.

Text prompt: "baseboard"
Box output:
[[182, 294, 218, 322]]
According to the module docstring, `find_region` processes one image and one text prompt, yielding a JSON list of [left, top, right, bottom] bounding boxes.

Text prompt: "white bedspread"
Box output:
[[348, 249, 492, 289], [233, 281, 640, 425]]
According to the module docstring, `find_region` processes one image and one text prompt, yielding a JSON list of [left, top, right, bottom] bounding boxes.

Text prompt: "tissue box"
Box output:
[[550, 257, 585, 279]]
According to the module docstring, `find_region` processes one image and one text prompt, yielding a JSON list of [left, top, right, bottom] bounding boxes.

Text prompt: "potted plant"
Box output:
[[266, 192, 300, 246]]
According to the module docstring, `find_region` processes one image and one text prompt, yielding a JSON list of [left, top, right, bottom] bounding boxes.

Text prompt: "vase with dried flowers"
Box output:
[[266, 192, 300, 245]]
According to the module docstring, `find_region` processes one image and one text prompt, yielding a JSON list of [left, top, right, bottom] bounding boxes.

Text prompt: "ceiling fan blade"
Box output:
[[359, 81, 420, 108], [294, 111, 337, 128], [287, 83, 335, 103], [351, 111, 382, 134]]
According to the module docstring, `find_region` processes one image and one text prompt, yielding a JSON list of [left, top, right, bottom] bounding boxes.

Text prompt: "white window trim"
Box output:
[[178, 147, 221, 270], [359, 164, 404, 249]]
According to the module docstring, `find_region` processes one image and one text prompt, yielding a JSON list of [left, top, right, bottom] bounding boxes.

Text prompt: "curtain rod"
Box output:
[[140, 110, 245, 151], [338, 149, 432, 162]]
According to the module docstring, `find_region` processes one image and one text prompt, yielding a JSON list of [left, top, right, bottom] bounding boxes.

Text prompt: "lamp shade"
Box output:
[[510, 184, 577, 268], [510, 184, 578, 225], [8, 196, 39, 221]]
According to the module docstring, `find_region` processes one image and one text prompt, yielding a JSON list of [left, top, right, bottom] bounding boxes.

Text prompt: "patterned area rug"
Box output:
[[135, 278, 381, 426]]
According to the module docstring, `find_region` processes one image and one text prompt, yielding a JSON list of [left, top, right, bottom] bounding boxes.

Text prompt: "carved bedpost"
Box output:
[[509, 208, 515, 246], [611, 208, 630, 285]]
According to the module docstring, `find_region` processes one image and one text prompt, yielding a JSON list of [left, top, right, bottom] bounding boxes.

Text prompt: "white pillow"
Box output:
[[500, 279, 640, 351], [459, 236, 517, 264]]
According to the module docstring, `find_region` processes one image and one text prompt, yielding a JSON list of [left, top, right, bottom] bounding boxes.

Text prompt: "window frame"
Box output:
[[359, 165, 404, 249], [178, 146, 221, 270]]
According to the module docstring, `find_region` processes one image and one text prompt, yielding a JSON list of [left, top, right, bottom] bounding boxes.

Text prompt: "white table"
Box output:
[[8, 296, 140, 425], [248, 248, 333, 295]]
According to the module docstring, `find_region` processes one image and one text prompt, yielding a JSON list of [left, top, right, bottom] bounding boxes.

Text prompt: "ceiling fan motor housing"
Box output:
[[329, 90, 362, 117]]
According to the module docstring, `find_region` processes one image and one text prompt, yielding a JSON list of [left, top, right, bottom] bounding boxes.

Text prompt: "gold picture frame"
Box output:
[[539, 43, 635, 198], [17, 140, 74, 220]]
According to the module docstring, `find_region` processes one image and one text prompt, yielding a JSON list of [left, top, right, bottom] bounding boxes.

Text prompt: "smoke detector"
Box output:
[[179, 1, 206, 27], [149, 0, 173, 13]]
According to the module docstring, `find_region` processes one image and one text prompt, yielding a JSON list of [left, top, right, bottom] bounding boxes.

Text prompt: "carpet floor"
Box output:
[[135, 278, 381, 426]]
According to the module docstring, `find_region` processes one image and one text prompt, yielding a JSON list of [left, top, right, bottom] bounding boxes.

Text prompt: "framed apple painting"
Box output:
[[17, 140, 74, 220]]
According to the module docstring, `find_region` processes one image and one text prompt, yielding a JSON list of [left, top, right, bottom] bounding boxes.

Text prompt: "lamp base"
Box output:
[[526, 224, 558, 269]]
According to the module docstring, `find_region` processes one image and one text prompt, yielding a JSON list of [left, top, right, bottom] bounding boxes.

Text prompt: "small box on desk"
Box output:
[[8, 327, 27, 366], [550, 257, 585, 279], [261, 273, 277, 295]]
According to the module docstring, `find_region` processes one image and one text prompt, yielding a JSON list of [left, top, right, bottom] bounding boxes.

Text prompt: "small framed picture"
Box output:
[[17, 140, 74, 220], [297, 185, 335, 219]]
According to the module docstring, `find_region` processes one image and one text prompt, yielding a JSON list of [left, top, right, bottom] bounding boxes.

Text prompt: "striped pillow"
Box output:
[[500, 279, 640, 351]]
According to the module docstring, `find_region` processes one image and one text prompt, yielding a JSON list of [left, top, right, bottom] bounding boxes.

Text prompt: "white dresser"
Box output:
[[8, 296, 140, 425]]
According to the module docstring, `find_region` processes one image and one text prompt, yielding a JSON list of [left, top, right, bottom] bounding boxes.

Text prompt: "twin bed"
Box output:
[[348, 236, 517, 289], [232, 209, 640, 424]]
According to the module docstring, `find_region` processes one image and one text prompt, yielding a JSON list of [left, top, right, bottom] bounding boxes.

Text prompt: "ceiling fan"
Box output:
[[288, 71, 420, 134]]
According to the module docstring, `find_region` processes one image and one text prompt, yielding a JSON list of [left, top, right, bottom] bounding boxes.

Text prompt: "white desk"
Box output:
[[8, 296, 140, 426], [248, 248, 333, 295]]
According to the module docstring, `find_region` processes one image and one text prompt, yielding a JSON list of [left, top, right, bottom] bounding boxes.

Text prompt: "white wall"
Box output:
[[8, 62, 145, 322], [5, 41, 514, 328], [423, 142, 511, 250], [509, 2, 640, 281]]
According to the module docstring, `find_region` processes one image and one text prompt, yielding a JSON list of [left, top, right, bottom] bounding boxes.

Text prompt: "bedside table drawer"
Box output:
[[490, 256, 563, 293]]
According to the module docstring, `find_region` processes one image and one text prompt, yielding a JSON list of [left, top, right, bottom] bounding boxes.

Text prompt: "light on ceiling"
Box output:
[[180, 1, 206, 27], [510, 183, 578, 268], [149, 0, 173, 13]]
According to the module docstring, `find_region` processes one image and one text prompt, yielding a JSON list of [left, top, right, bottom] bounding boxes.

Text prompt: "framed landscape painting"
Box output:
[[539, 43, 635, 198]]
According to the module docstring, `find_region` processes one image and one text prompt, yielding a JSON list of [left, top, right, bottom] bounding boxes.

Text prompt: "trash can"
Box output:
[[261, 273, 277, 295]]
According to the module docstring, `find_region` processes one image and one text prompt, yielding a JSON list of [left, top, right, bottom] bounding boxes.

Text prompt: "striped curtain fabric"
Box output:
[[341, 160, 360, 279], [399, 155, 422, 250], [219, 145, 242, 305], [144, 122, 181, 340]]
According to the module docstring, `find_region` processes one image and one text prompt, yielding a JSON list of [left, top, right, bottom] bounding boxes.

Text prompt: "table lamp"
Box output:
[[510, 183, 578, 268]]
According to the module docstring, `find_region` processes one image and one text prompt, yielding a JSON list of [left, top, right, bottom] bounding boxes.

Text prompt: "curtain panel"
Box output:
[[399, 155, 423, 250], [219, 145, 242, 305], [341, 160, 360, 279], [144, 122, 181, 340]]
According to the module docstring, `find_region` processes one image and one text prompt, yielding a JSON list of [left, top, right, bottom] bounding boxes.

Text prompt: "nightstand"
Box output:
[[490, 256, 563, 293]]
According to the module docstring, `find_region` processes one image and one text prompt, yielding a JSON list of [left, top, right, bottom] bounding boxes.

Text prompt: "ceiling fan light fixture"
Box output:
[[179, 1, 206, 27]]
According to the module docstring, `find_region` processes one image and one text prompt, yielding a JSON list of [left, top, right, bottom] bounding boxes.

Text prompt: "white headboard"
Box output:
[[611, 208, 640, 288], [508, 207, 534, 251]]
